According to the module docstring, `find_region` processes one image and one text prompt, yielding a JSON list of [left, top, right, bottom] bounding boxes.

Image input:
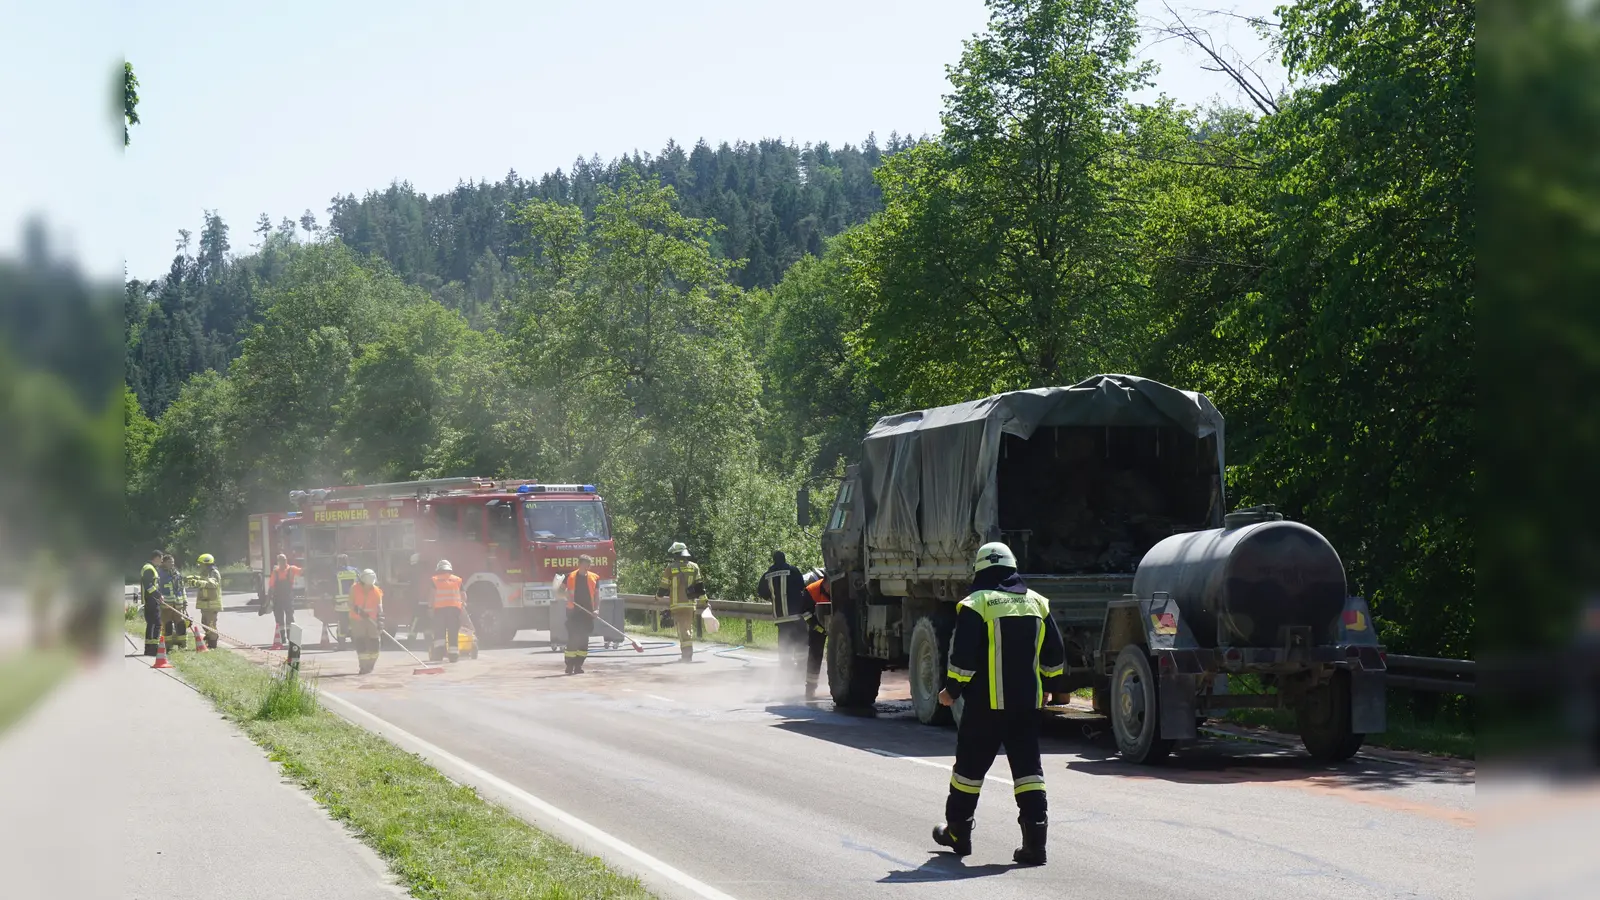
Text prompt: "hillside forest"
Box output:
[[122, 0, 1473, 659]]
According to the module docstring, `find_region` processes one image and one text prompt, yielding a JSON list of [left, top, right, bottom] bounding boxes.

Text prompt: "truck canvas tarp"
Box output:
[[860, 373, 1226, 569]]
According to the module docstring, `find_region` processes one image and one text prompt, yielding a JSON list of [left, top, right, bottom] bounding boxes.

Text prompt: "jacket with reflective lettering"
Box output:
[[944, 577, 1067, 711], [656, 561, 704, 609]]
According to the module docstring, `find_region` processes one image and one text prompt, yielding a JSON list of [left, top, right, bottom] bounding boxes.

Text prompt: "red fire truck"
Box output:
[[248, 510, 307, 605], [276, 477, 617, 646]]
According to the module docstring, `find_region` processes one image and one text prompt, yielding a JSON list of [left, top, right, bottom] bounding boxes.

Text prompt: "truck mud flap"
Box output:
[[1157, 652, 1199, 740], [1350, 668, 1387, 734]]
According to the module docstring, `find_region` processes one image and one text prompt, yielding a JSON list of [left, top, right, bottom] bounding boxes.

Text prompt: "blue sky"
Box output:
[[1, 1, 1284, 282]]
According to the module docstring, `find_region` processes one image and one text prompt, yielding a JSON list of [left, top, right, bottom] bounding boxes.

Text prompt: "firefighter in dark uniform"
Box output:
[[757, 551, 826, 699], [932, 541, 1068, 866], [140, 550, 165, 656]]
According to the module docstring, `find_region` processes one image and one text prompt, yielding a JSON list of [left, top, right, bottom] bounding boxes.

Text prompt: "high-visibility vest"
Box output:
[[430, 573, 464, 609], [350, 583, 383, 618], [270, 565, 301, 591], [141, 563, 160, 600], [564, 570, 600, 611], [335, 568, 358, 611], [196, 567, 224, 610]]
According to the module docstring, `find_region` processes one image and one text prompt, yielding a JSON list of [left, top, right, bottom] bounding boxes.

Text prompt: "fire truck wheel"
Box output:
[[1110, 644, 1173, 765], [468, 588, 515, 648]]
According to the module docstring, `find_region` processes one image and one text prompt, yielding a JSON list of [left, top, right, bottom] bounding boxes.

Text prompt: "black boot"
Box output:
[[932, 819, 973, 857], [1012, 819, 1047, 866]]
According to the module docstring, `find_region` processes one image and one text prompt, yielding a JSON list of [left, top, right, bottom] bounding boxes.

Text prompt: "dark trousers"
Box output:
[[272, 591, 295, 638], [565, 610, 593, 658], [777, 620, 826, 690], [143, 597, 161, 655], [431, 607, 461, 661], [945, 705, 1047, 828]]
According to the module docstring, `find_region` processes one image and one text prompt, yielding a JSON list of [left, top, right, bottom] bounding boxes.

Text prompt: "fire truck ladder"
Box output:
[[289, 477, 495, 504]]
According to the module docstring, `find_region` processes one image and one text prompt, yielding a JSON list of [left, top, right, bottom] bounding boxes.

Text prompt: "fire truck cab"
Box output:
[[281, 477, 617, 647]]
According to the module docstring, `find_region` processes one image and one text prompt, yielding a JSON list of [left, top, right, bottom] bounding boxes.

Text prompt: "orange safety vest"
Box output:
[[430, 573, 464, 609], [269, 564, 301, 590], [565, 570, 600, 611], [805, 578, 828, 605], [349, 583, 382, 618]]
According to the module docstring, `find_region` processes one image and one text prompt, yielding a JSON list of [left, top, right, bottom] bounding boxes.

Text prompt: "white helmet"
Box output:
[[435, 559, 453, 572], [973, 541, 1017, 573], [667, 541, 690, 558], [360, 568, 378, 586], [410, 552, 421, 565]]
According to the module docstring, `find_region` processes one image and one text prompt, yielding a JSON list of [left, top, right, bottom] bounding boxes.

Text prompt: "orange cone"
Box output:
[[270, 625, 284, 651], [193, 625, 209, 652], [152, 633, 173, 669]]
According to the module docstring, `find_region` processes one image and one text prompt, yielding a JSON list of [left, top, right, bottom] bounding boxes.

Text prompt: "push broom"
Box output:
[[572, 600, 645, 653], [378, 618, 446, 675]]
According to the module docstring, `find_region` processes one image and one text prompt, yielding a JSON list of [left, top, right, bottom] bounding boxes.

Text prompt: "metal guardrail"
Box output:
[[621, 594, 774, 643], [1384, 654, 1476, 696]]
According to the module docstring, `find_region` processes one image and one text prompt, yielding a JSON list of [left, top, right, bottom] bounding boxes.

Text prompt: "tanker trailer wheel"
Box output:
[[1298, 670, 1365, 763], [1111, 645, 1174, 764], [908, 615, 955, 726], [827, 608, 882, 709]]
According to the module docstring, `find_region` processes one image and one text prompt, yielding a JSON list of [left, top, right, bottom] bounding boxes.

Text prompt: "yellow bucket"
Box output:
[[458, 630, 477, 657]]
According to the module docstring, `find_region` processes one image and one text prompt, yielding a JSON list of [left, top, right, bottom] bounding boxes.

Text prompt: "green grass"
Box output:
[[0, 648, 77, 734], [130, 624, 655, 899], [624, 612, 781, 649], [1218, 706, 1475, 758]]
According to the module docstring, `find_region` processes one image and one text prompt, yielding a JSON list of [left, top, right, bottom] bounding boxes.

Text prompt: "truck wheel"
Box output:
[[827, 609, 882, 708], [468, 587, 516, 649], [908, 616, 954, 726], [1111, 645, 1173, 765], [1298, 670, 1365, 763]]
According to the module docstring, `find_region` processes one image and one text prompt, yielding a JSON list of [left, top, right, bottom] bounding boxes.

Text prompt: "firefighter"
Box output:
[[140, 550, 164, 656], [757, 550, 811, 693], [267, 553, 301, 648], [349, 568, 383, 674], [320, 553, 358, 649], [656, 541, 706, 662], [192, 553, 223, 650], [932, 541, 1068, 866], [159, 554, 189, 650], [561, 555, 600, 674], [798, 569, 830, 700], [430, 559, 464, 663], [403, 552, 428, 641]]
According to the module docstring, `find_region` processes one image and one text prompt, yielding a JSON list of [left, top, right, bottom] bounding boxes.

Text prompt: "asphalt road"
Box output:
[[212, 595, 1473, 900]]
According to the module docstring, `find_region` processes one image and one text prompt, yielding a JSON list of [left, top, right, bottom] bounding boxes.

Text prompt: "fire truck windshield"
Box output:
[[522, 500, 609, 542]]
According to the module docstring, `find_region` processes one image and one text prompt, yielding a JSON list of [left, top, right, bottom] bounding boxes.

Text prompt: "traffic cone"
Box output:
[[270, 625, 284, 651], [193, 625, 209, 652], [152, 633, 173, 669]]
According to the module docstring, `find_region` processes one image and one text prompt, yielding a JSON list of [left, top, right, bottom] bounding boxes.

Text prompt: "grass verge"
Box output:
[[625, 612, 781, 649], [131, 625, 655, 899], [0, 648, 77, 734]]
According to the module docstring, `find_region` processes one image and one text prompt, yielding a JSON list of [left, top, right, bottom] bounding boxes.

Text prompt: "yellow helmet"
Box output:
[[197, 553, 216, 565]]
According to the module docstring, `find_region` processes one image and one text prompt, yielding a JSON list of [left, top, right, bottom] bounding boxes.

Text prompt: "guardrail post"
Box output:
[[745, 618, 753, 643]]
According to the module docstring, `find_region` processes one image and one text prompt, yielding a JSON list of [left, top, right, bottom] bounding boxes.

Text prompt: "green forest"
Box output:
[[123, 0, 1473, 658]]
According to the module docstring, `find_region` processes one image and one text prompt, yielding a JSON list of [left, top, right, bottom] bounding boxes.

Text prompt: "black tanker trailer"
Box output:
[[815, 374, 1387, 763]]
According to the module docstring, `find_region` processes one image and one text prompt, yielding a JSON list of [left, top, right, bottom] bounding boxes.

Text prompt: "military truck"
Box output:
[[813, 374, 1387, 763]]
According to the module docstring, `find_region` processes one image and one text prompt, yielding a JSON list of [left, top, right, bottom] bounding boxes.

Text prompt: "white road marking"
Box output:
[[863, 747, 1014, 786], [319, 691, 740, 900], [646, 694, 675, 703]]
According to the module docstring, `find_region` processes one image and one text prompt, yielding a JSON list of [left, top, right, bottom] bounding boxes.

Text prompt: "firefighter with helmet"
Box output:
[[267, 553, 301, 650], [191, 553, 223, 650], [932, 541, 1068, 866], [758, 551, 825, 698], [656, 542, 706, 662], [158, 553, 189, 650], [430, 559, 464, 662], [349, 568, 383, 674], [320, 553, 358, 649], [139, 550, 165, 656]]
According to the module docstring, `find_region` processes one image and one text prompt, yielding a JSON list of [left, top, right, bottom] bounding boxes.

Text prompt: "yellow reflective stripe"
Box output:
[[989, 617, 1003, 710], [1040, 664, 1065, 677], [946, 669, 974, 684], [1036, 618, 1047, 707], [1013, 779, 1046, 795], [950, 773, 984, 794]]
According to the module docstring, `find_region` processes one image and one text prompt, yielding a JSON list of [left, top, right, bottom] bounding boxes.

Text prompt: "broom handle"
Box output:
[[377, 620, 434, 667], [567, 597, 640, 647]]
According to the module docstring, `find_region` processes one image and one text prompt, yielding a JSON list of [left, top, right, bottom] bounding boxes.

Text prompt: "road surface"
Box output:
[[209, 594, 1472, 900]]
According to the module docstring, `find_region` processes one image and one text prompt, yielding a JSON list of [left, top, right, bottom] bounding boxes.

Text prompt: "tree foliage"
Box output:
[[125, 0, 1474, 652]]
